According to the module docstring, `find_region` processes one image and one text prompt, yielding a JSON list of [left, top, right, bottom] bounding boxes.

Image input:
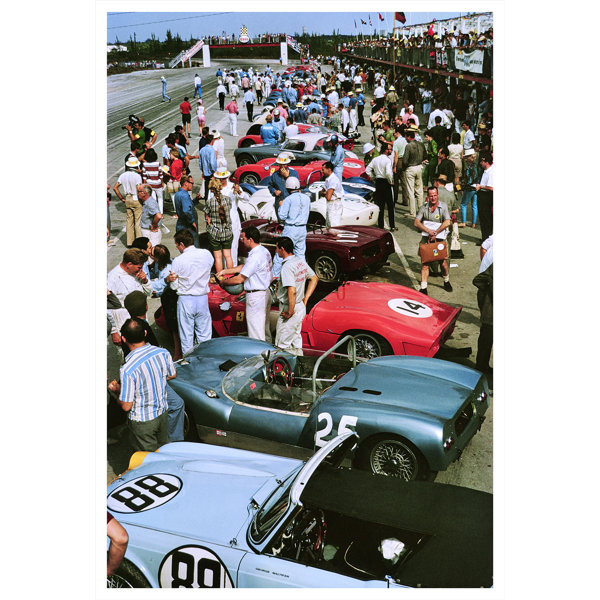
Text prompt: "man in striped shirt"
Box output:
[[110, 318, 177, 452]]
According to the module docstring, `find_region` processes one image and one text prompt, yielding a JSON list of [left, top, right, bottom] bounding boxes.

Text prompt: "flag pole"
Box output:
[[393, 16, 396, 83]]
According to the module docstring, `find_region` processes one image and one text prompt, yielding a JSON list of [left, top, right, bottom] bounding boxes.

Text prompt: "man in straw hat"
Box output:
[[113, 157, 143, 246]]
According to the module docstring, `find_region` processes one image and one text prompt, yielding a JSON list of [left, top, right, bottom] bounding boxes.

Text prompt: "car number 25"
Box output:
[[314, 413, 358, 448]]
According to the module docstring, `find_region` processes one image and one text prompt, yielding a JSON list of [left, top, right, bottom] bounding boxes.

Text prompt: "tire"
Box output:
[[240, 139, 254, 148], [342, 330, 392, 359], [307, 211, 326, 226], [355, 435, 429, 481], [183, 409, 199, 442], [311, 252, 340, 282], [239, 172, 260, 186], [107, 559, 151, 588], [237, 155, 255, 166]]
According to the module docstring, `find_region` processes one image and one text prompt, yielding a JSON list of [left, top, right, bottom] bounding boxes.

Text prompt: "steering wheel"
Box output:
[[267, 356, 294, 389]]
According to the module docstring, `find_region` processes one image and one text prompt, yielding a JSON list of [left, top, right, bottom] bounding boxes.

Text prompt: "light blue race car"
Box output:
[[107, 433, 492, 588]]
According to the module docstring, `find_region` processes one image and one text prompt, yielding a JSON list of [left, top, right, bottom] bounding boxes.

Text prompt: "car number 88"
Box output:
[[159, 546, 234, 588]]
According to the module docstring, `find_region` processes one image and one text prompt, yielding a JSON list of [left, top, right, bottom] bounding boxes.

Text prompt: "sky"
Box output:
[[107, 11, 470, 44]]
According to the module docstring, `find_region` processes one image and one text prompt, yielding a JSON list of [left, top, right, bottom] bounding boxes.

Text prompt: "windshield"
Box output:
[[250, 467, 301, 542], [222, 355, 265, 400]]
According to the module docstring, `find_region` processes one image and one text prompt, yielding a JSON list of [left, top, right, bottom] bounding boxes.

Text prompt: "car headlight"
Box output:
[[443, 436, 455, 451], [476, 391, 488, 403]]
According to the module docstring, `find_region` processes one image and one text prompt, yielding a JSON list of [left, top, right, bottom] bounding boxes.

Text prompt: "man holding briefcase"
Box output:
[[414, 186, 453, 295]]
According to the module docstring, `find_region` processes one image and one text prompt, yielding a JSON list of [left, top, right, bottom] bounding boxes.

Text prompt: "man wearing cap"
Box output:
[[272, 108, 286, 139], [113, 157, 143, 247], [414, 186, 453, 295], [329, 135, 345, 181], [137, 183, 163, 247], [166, 229, 215, 355], [403, 128, 427, 217], [173, 174, 200, 247], [268, 154, 292, 219], [243, 87, 256, 121], [356, 88, 366, 126], [293, 102, 308, 124], [272, 176, 311, 278], [476, 123, 492, 153], [274, 236, 319, 354], [260, 114, 280, 145], [385, 85, 399, 122], [433, 174, 458, 213], [217, 226, 273, 342], [366, 143, 396, 231], [319, 161, 344, 227], [363, 142, 379, 169]]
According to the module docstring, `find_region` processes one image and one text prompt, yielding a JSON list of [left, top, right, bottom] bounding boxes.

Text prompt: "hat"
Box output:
[[277, 98, 283, 103], [273, 109, 280, 115], [348, 91, 354, 96], [464, 148, 475, 157], [210, 129, 221, 138], [389, 85, 395, 90], [126, 157, 140, 168], [214, 169, 231, 179], [161, 165, 170, 174], [362, 142, 375, 155], [436, 174, 448, 183], [407, 125, 419, 132], [330, 134, 339, 144], [285, 176, 301, 190], [478, 123, 487, 129], [275, 152, 292, 164], [321, 94, 326, 99], [296, 102, 303, 107], [197, 99, 203, 104], [356, 88, 362, 92]]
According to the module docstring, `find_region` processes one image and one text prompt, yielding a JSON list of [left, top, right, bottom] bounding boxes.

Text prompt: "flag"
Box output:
[[395, 12, 406, 24], [369, 15, 372, 26], [240, 25, 248, 36], [378, 13, 384, 21], [361, 19, 367, 25]]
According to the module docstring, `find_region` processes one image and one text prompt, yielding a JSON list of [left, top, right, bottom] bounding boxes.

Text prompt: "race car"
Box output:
[[107, 433, 492, 589], [234, 132, 359, 167], [166, 336, 489, 482], [231, 157, 366, 186], [236, 181, 378, 226], [209, 280, 461, 359], [238, 123, 355, 151]]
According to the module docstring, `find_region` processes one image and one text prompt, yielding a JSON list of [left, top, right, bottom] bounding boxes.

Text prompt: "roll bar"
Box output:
[[312, 335, 356, 395]]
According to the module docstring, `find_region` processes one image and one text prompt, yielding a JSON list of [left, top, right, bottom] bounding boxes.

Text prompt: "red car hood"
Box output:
[[307, 281, 462, 356]]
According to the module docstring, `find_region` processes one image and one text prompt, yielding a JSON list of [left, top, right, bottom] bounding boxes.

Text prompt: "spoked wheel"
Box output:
[[358, 436, 429, 481], [240, 172, 260, 186], [107, 560, 151, 588], [344, 331, 391, 359], [237, 155, 255, 166], [107, 574, 134, 589], [312, 253, 340, 282]]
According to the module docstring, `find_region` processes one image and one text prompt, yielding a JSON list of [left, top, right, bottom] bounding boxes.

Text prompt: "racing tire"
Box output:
[[310, 252, 340, 282], [341, 330, 392, 359], [240, 139, 254, 148], [107, 559, 151, 588], [307, 211, 326, 226], [237, 155, 255, 166], [239, 172, 261, 186], [183, 409, 199, 442], [355, 435, 429, 481]]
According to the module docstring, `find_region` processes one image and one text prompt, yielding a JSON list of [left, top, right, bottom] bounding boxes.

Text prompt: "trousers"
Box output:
[[177, 294, 211, 355], [165, 386, 185, 442], [246, 290, 272, 342], [124, 194, 142, 246], [404, 164, 424, 216], [374, 178, 394, 229]]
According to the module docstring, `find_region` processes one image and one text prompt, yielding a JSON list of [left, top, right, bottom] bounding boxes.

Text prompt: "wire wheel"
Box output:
[[107, 574, 134, 589], [312, 253, 339, 282], [349, 332, 391, 359], [237, 155, 254, 166], [239, 172, 260, 186], [369, 438, 419, 480]]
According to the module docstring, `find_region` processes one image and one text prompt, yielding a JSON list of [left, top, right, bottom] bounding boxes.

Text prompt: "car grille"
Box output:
[[454, 402, 475, 435]]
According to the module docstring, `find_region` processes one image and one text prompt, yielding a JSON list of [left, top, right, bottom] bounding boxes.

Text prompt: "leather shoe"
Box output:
[[443, 281, 453, 292], [420, 287, 428, 295]]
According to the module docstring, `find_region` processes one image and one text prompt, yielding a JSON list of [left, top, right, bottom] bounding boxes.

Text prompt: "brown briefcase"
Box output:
[[419, 240, 448, 263]]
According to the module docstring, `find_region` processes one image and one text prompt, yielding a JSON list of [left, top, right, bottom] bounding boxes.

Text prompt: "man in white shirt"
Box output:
[[166, 229, 214, 355], [210, 129, 226, 169], [461, 122, 476, 150], [475, 151, 494, 245], [318, 161, 344, 227], [283, 117, 299, 140], [217, 226, 273, 342], [373, 82, 386, 110], [113, 158, 143, 246], [193, 74, 202, 99], [366, 144, 395, 231], [428, 106, 450, 130]]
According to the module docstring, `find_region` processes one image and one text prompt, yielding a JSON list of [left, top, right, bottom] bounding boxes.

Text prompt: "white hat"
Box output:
[[285, 176, 301, 190], [161, 165, 170, 174], [126, 157, 140, 168], [273, 109, 280, 115], [214, 169, 231, 178], [464, 148, 475, 157], [210, 129, 221, 138], [362, 143, 375, 155], [275, 153, 292, 165]]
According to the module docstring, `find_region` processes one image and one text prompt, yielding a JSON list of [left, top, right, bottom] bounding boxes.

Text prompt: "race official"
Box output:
[[217, 226, 273, 342], [275, 236, 319, 354], [366, 144, 395, 231], [272, 177, 310, 278], [268, 153, 292, 218], [319, 161, 344, 227], [260, 114, 280, 144], [166, 229, 214, 355], [329, 135, 345, 181], [110, 318, 176, 452], [414, 186, 453, 295]]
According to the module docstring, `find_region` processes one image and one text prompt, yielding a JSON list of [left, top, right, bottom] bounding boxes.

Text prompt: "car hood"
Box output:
[[306, 224, 389, 242], [323, 355, 482, 420], [309, 281, 461, 354], [107, 443, 301, 545]]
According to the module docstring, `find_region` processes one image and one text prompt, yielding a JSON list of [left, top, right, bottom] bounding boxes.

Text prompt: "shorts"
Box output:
[[182, 113, 191, 124], [207, 233, 233, 252]]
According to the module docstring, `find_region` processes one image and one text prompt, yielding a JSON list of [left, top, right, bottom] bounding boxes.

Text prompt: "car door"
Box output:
[[281, 140, 308, 163]]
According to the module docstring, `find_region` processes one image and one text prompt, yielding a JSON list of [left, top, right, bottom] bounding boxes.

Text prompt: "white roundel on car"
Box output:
[[107, 473, 182, 513], [387, 298, 433, 319], [343, 161, 361, 168], [159, 545, 234, 588]]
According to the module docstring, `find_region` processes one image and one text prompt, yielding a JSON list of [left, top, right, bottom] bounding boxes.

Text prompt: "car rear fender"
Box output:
[[168, 379, 233, 430]]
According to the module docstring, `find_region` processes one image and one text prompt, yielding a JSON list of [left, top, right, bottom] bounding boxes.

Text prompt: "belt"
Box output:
[[245, 289, 267, 293]]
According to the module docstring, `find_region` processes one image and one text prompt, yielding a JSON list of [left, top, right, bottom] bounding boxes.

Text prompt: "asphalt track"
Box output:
[[106, 58, 492, 493]]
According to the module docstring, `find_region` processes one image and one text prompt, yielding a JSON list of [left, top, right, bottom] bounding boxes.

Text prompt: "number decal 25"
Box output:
[[314, 413, 358, 448]]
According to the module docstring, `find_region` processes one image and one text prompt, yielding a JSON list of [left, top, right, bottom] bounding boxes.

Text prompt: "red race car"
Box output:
[[208, 280, 462, 359], [238, 123, 355, 150], [231, 158, 366, 186]]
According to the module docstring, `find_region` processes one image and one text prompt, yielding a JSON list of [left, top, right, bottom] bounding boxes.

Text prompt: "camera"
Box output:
[[122, 114, 141, 130]]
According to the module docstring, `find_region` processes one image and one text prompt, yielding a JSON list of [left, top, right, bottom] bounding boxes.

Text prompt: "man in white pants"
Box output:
[[166, 229, 214, 355], [217, 226, 273, 342], [274, 236, 319, 353], [318, 161, 344, 227], [225, 97, 239, 137]]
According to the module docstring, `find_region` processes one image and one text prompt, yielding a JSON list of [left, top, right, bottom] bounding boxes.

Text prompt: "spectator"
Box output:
[[107, 513, 128, 577], [204, 177, 234, 273]]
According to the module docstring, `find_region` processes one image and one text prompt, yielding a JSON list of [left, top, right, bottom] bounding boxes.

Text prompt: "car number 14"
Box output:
[[315, 413, 358, 448], [387, 298, 433, 319]]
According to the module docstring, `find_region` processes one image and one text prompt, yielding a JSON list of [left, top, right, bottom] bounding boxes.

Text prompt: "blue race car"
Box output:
[[107, 433, 492, 588], [168, 336, 489, 481]]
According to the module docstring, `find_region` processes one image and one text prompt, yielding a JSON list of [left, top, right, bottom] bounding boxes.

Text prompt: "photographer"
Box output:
[[125, 116, 157, 154]]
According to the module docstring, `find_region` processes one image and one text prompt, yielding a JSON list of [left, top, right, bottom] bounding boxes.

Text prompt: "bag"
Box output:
[[166, 180, 180, 195], [419, 240, 448, 263]]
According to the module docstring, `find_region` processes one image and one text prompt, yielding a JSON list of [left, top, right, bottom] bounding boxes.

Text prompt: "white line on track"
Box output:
[[392, 233, 420, 289]]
